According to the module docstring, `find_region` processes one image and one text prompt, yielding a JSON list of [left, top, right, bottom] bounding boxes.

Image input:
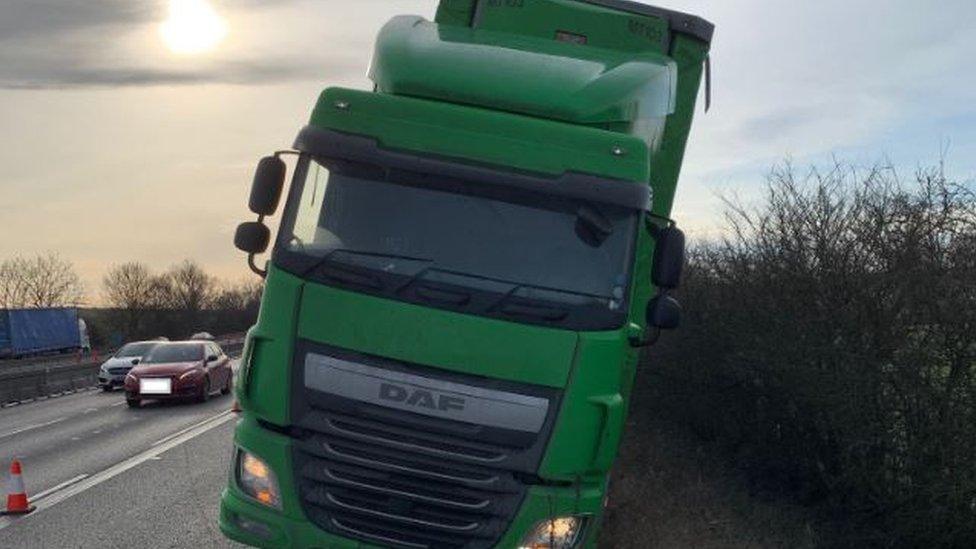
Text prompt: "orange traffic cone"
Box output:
[[2, 460, 35, 515]]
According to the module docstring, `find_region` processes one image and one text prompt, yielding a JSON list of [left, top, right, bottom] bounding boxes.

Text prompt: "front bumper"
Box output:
[[98, 373, 126, 388], [124, 377, 205, 399], [219, 416, 605, 548]]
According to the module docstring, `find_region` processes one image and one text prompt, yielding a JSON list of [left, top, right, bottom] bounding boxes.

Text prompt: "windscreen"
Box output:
[[115, 342, 157, 358], [275, 156, 638, 330], [143, 343, 204, 363]]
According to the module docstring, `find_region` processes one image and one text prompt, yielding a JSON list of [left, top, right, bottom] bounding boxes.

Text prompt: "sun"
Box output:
[[160, 0, 228, 55]]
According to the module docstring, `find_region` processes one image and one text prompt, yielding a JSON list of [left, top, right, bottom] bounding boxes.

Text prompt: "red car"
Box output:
[[124, 341, 232, 408]]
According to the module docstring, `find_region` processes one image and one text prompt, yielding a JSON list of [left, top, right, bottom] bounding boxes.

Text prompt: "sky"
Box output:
[[1, 0, 974, 304]]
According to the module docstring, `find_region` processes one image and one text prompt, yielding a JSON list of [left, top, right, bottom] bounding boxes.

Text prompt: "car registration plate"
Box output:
[[140, 378, 172, 395]]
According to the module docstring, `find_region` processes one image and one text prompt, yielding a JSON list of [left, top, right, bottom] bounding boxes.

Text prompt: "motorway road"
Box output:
[[0, 369, 246, 548]]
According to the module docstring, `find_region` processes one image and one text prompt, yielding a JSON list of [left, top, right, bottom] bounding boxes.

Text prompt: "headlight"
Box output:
[[236, 449, 281, 509], [519, 516, 587, 548], [179, 369, 202, 381]]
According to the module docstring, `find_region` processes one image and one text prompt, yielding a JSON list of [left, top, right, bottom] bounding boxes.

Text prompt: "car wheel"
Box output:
[[126, 398, 141, 408], [101, 386, 113, 392], [197, 377, 211, 403], [220, 375, 232, 396]]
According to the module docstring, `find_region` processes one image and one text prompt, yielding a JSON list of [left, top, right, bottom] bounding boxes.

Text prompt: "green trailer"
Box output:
[[220, 1, 713, 547]]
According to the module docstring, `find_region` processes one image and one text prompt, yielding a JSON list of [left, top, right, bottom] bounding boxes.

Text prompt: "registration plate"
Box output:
[[140, 378, 172, 395]]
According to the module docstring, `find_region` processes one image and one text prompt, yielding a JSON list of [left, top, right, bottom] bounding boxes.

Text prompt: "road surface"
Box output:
[[0, 374, 245, 548]]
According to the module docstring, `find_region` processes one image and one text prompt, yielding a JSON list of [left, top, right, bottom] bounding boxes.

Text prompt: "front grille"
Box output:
[[290, 342, 560, 549], [295, 411, 524, 548]]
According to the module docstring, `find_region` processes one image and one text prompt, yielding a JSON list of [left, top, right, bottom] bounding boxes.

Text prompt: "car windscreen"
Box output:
[[274, 156, 638, 330], [116, 342, 157, 358], [143, 343, 204, 363]]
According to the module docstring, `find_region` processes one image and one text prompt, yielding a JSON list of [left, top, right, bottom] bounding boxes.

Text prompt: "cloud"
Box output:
[[0, 60, 348, 90], [0, 1, 155, 42], [0, 0, 315, 89]]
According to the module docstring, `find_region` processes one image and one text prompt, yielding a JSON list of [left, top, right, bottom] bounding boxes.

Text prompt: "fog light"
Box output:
[[236, 449, 281, 509], [519, 516, 587, 548], [232, 513, 274, 540]]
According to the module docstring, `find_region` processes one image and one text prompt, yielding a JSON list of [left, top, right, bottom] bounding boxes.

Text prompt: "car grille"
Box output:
[[290, 343, 559, 549]]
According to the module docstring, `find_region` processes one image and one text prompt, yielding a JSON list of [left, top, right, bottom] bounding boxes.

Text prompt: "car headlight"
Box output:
[[236, 449, 281, 509], [519, 516, 587, 548], [179, 369, 202, 381]]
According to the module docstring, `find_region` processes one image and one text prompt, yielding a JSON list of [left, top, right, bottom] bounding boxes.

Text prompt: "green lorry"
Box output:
[[220, 1, 713, 547]]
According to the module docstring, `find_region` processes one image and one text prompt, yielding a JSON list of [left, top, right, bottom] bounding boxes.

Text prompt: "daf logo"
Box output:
[[379, 383, 466, 412]]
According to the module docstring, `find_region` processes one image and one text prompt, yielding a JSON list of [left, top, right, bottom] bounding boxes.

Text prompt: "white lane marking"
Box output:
[[0, 417, 67, 440], [110, 401, 126, 407], [0, 410, 234, 531], [84, 408, 97, 414], [30, 474, 89, 501], [151, 409, 232, 447]]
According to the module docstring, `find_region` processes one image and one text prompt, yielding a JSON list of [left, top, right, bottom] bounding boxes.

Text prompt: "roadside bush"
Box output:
[[645, 161, 976, 546]]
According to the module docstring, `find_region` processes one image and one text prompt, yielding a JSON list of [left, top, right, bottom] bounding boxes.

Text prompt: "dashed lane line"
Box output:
[[0, 417, 67, 440], [0, 409, 235, 531], [151, 409, 231, 447]]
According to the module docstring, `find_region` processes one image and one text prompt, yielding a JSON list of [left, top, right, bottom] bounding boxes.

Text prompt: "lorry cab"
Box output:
[[220, 1, 712, 547]]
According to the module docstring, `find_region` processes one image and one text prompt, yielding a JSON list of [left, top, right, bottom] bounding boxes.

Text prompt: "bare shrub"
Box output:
[[646, 161, 976, 546]]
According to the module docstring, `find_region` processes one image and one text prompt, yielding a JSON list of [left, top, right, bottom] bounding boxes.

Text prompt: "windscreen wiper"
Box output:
[[301, 248, 433, 277], [302, 248, 433, 290], [312, 263, 384, 290], [414, 285, 471, 306], [490, 283, 609, 322], [496, 300, 569, 321], [395, 266, 507, 294]]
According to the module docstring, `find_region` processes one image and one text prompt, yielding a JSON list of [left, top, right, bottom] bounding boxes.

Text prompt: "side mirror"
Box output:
[[234, 222, 271, 254], [207, 355, 218, 363], [646, 295, 681, 330], [249, 156, 286, 216], [652, 226, 685, 289], [131, 358, 140, 365]]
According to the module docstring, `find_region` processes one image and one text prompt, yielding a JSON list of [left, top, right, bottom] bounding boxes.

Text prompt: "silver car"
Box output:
[[97, 341, 160, 391]]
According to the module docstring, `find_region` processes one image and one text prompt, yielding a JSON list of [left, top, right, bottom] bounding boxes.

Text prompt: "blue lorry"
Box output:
[[0, 308, 82, 358]]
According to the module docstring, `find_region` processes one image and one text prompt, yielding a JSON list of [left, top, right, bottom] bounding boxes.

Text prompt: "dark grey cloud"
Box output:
[[0, 61, 333, 90], [0, 0, 296, 41], [0, 0, 310, 89], [0, 1, 158, 42]]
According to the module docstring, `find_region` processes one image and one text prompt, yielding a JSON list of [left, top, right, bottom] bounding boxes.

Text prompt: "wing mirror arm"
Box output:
[[235, 150, 299, 278], [630, 216, 686, 348]]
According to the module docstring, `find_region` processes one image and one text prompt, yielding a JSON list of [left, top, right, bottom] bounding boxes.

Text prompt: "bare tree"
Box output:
[[0, 258, 29, 308], [165, 260, 215, 314], [103, 263, 155, 310], [0, 253, 84, 308], [102, 263, 156, 338]]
